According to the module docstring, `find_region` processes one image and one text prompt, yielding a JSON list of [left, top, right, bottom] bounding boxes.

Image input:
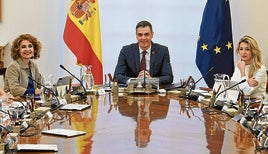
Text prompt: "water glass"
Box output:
[[26, 93, 35, 112]]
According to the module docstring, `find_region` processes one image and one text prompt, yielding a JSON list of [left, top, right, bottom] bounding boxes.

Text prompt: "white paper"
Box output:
[[17, 144, 58, 151], [59, 103, 90, 111], [41, 128, 86, 137]]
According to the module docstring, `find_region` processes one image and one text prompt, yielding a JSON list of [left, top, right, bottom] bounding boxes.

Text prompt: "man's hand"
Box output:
[[138, 70, 152, 79]]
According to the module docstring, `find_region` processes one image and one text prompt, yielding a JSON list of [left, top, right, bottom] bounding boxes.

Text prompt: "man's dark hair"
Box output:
[[136, 20, 153, 32]]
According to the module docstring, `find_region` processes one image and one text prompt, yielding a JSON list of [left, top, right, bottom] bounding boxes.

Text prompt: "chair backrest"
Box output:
[[0, 67, 6, 88], [0, 67, 6, 78], [266, 70, 268, 93]]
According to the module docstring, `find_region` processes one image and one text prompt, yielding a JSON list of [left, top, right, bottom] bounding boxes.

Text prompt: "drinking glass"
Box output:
[[26, 93, 35, 112]]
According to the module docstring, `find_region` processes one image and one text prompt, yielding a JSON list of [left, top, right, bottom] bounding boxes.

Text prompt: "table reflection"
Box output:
[[15, 93, 264, 154], [203, 112, 226, 154], [117, 94, 170, 148], [202, 104, 256, 154], [70, 95, 97, 154]]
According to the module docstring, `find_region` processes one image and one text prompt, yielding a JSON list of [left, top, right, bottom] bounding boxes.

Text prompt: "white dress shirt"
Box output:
[[231, 64, 267, 99]]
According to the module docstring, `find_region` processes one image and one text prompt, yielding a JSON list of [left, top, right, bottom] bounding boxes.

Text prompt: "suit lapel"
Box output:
[[133, 44, 140, 74], [150, 43, 157, 75]]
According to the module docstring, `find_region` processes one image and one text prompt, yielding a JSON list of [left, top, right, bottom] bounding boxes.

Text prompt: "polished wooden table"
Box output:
[[17, 93, 265, 154]]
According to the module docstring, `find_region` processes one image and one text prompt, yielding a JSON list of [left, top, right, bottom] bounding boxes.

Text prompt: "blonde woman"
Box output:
[[231, 35, 267, 99]]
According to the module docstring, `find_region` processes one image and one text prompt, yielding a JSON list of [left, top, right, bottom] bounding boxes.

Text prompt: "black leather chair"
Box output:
[[0, 67, 6, 79]]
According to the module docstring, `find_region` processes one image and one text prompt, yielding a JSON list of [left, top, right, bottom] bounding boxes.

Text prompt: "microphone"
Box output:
[[9, 98, 28, 119], [185, 67, 215, 100], [0, 124, 11, 134], [0, 109, 17, 128], [0, 109, 10, 117], [178, 76, 192, 99], [28, 76, 60, 109], [250, 99, 266, 134], [184, 76, 193, 88], [107, 73, 114, 89], [142, 58, 146, 88], [213, 79, 246, 109], [9, 98, 26, 108], [60, 65, 87, 98], [195, 66, 214, 85], [215, 79, 246, 99], [108, 73, 114, 82], [143, 69, 146, 88]]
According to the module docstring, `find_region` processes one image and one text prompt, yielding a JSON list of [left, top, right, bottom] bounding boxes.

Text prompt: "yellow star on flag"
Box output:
[[214, 46, 221, 54], [201, 43, 208, 51], [226, 41, 232, 50]]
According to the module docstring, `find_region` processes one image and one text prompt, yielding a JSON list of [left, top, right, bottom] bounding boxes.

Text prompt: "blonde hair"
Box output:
[[236, 35, 262, 78], [11, 34, 42, 60]]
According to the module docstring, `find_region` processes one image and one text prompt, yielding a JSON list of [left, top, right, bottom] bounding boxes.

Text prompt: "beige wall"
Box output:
[[0, 0, 267, 87]]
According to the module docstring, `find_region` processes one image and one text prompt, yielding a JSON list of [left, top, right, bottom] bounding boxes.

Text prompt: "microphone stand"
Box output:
[[197, 67, 215, 84], [0, 110, 16, 133], [215, 79, 246, 99], [143, 69, 146, 88], [28, 76, 61, 110], [250, 99, 265, 136], [213, 79, 246, 109], [185, 67, 215, 101], [60, 65, 87, 99], [179, 76, 195, 100], [108, 73, 114, 88], [9, 98, 28, 119]]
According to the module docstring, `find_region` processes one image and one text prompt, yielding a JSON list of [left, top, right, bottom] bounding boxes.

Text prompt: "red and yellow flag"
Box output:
[[63, 0, 103, 84]]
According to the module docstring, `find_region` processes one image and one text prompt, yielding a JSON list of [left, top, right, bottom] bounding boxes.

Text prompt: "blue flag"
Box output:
[[196, 0, 234, 88]]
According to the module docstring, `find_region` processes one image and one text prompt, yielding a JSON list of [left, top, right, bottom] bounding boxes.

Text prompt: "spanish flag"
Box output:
[[63, 0, 103, 84]]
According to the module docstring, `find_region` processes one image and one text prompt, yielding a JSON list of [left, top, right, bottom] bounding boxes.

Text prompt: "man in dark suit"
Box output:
[[114, 20, 173, 85]]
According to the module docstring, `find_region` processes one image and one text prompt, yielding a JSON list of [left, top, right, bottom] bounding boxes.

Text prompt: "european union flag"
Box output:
[[196, 0, 234, 88]]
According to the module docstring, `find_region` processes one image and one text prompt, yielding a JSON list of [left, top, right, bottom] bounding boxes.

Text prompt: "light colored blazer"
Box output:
[[4, 58, 41, 96]]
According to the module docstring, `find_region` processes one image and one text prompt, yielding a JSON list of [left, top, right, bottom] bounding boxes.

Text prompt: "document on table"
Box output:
[[41, 128, 86, 137], [17, 144, 58, 152], [59, 103, 91, 111]]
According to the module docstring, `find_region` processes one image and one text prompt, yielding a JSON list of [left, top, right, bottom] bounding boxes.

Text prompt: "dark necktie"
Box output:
[[140, 51, 147, 71]]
